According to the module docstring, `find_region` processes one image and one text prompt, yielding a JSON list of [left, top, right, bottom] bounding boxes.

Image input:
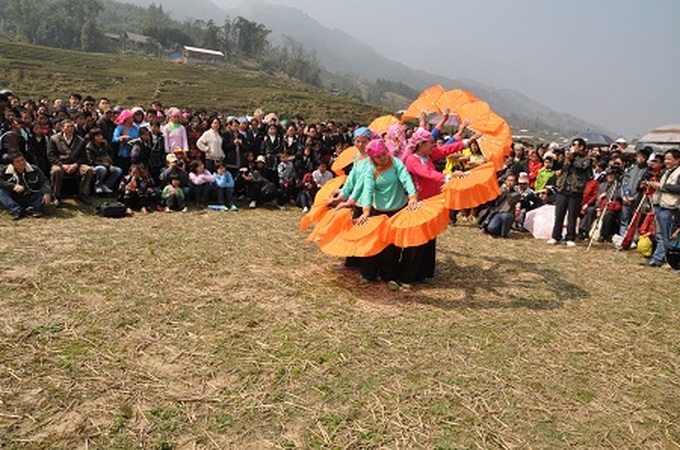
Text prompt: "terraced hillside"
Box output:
[[0, 39, 386, 121]]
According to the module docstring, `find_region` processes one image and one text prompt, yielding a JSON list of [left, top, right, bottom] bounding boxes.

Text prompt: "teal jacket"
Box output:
[[358, 157, 416, 211]]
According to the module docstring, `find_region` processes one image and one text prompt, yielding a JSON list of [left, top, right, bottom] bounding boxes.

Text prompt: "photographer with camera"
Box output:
[[547, 138, 592, 246]]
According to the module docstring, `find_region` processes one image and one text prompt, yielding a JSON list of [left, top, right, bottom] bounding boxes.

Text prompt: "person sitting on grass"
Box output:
[[119, 164, 155, 215], [213, 163, 237, 211], [188, 160, 214, 209], [162, 173, 187, 212], [0, 152, 52, 220], [483, 174, 521, 238], [86, 128, 122, 195]]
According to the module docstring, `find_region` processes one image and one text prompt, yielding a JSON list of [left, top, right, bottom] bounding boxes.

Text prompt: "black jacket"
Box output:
[[1, 163, 51, 196]]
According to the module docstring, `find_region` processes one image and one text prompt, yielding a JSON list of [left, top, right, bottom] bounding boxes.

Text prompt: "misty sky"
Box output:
[[217, 0, 679, 138]]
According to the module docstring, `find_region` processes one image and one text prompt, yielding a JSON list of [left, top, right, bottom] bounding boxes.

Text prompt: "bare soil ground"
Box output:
[[0, 201, 678, 449]]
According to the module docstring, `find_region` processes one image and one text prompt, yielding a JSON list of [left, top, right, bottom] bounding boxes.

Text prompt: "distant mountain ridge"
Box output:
[[121, 0, 612, 138]]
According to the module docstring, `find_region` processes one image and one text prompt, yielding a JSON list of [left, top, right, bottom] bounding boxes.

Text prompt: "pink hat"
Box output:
[[366, 139, 390, 158], [167, 107, 181, 117], [116, 109, 133, 125], [401, 127, 433, 161]]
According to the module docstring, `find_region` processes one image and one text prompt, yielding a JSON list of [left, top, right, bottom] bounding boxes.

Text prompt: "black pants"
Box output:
[[191, 183, 212, 204], [360, 207, 402, 281], [552, 192, 582, 242], [400, 239, 436, 284]]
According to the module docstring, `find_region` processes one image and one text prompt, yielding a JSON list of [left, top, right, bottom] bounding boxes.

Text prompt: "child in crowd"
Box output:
[[188, 160, 214, 208], [214, 163, 237, 210], [162, 174, 187, 212], [119, 164, 155, 214]]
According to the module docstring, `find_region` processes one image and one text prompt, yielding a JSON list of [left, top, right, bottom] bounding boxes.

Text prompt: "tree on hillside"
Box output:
[[233, 16, 270, 59]]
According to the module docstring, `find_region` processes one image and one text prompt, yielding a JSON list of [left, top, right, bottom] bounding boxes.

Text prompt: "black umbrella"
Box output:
[[571, 131, 614, 147]]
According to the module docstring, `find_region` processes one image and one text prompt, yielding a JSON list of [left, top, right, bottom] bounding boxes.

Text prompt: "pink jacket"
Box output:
[[189, 170, 214, 185], [404, 141, 464, 200]]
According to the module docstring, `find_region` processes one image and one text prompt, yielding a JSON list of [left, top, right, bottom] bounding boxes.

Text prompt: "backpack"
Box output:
[[97, 201, 127, 218]]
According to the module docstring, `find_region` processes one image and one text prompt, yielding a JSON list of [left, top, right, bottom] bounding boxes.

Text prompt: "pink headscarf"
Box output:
[[167, 107, 181, 117], [402, 127, 433, 161], [116, 109, 133, 125], [366, 138, 390, 158]]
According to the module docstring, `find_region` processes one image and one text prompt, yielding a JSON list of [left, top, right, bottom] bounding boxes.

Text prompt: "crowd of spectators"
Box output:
[[1, 88, 678, 271], [0, 90, 356, 216]]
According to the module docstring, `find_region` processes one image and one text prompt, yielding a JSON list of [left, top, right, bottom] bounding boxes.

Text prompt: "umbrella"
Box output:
[[435, 89, 477, 112], [523, 205, 556, 239], [638, 123, 680, 144], [320, 215, 389, 257], [369, 115, 400, 135], [401, 85, 445, 120], [443, 162, 501, 210], [300, 175, 347, 231], [331, 146, 359, 176], [571, 131, 614, 147], [306, 208, 353, 243], [383, 194, 450, 248], [427, 113, 460, 127]]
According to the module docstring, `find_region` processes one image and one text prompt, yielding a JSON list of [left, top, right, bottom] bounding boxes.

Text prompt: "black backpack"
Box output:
[[97, 201, 127, 218]]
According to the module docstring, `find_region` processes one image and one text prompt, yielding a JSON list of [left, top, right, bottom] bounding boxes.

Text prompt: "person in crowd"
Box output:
[[594, 168, 623, 242], [27, 122, 49, 175], [187, 160, 214, 208], [644, 149, 680, 267], [245, 155, 278, 209], [578, 175, 601, 240], [526, 150, 543, 188], [482, 174, 521, 238], [619, 147, 651, 237], [196, 117, 225, 173], [119, 164, 155, 215], [534, 152, 556, 192], [515, 172, 542, 230], [547, 138, 592, 246], [162, 107, 189, 155], [261, 123, 283, 170], [158, 153, 190, 196], [97, 107, 117, 145], [222, 119, 244, 176], [86, 128, 122, 195], [162, 173, 187, 212], [298, 170, 316, 213], [0, 152, 51, 220], [47, 119, 93, 205], [312, 160, 333, 188], [213, 163, 237, 211], [112, 109, 139, 174], [276, 150, 296, 210]]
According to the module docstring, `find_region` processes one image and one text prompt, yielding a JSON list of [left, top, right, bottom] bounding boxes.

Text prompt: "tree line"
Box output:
[[0, 0, 322, 86]]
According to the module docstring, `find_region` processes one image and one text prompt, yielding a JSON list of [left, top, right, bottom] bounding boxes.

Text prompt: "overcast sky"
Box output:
[[219, 0, 679, 138]]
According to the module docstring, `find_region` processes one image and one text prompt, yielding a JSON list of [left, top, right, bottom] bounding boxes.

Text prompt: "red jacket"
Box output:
[[404, 141, 464, 200]]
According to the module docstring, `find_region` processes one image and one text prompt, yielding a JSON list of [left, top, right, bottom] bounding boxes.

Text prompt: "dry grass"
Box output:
[[0, 200, 679, 449]]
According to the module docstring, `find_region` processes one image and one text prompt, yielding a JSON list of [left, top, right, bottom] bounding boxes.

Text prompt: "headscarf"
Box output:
[[402, 127, 433, 161], [366, 139, 389, 158], [353, 126, 373, 140], [167, 107, 181, 117], [116, 109, 133, 125]]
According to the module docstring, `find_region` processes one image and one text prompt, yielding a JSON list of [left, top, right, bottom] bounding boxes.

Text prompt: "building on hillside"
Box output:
[[182, 46, 225, 65], [104, 32, 162, 56]]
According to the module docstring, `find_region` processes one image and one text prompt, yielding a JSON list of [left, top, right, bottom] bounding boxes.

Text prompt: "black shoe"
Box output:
[[10, 209, 23, 221], [25, 207, 42, 218], [640, 261, 662, 267], [77, 195, 92, 205]]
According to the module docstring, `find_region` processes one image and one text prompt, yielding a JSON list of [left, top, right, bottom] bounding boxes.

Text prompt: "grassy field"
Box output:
[[0, 201, 678, 449], [0, 38, 386, 123]]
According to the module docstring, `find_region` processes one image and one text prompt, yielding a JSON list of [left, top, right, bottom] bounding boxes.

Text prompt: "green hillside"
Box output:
[[0, 38, 387, 122]]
